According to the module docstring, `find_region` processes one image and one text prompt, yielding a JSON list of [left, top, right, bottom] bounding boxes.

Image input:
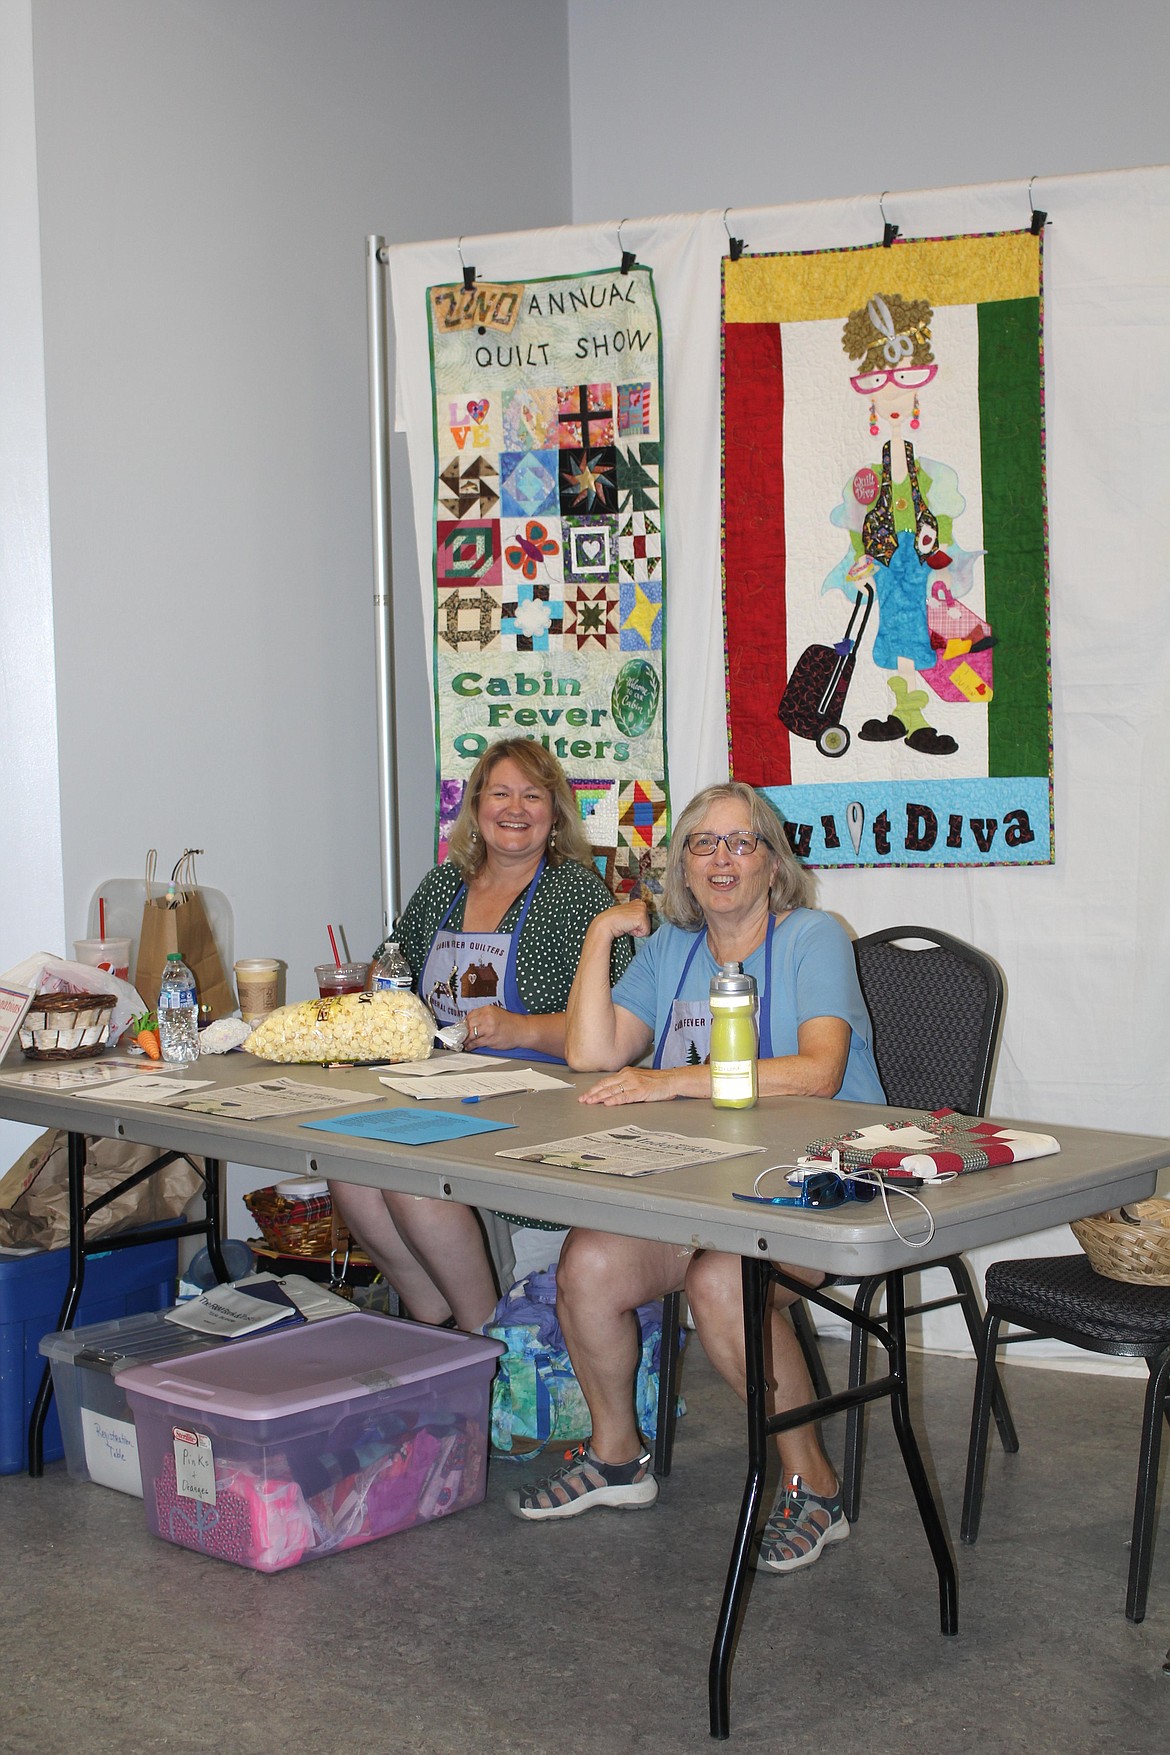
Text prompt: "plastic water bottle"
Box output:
[[372, 939, 413, 992], [158, 951, 200, 1063], [709, 962, 758, 1109]]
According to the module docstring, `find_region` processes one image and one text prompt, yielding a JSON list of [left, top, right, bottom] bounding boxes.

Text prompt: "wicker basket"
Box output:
[[1071, 1199, 1170, 1287], [19, 991, 117, 1061], [244, 1185, 336, 1256]]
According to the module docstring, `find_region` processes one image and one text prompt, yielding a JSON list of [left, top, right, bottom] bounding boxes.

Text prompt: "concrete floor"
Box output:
[[1, 1335, 1167, 1755]]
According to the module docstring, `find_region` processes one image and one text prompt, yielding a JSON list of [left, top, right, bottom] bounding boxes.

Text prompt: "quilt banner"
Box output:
[[427, 267, 670, 893], [722, 231, 1051, 868]]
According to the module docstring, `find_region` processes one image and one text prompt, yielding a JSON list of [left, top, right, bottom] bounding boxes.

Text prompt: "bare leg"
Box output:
[[686, 1250, 837, 1496], [327, 1182, 497, 1329], [556, 1228, 691, 1465], [385, 1191, 499, 1329]]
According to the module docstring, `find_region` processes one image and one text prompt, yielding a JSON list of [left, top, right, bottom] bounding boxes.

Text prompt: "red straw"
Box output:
[[98, 897, 106, 939], [327, 925, 341, 967]]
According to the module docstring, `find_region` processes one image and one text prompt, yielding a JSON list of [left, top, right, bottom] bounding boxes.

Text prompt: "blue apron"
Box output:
[[652, 915, 776, 1070], [418, 860, 564, 1064]]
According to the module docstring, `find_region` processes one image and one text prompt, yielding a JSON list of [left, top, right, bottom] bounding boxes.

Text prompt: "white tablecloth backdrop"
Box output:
[[387, 166, 1170, 1358]]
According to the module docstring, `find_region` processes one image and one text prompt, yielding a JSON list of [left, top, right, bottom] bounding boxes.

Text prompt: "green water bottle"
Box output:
[[710, 962, 758, 1109]]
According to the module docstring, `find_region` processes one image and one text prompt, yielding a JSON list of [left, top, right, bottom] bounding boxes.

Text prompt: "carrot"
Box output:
[[131, 1011, 161, 1060]]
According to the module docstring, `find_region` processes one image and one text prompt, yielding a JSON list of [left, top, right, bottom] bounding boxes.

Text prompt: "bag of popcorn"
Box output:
[[243, 989, 435, 1064]]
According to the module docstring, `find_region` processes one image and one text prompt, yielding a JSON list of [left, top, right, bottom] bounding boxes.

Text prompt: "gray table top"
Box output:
[[1, 1049, 1166, 1275]]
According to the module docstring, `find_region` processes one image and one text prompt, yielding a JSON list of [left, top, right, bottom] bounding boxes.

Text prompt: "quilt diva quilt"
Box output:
[[722, 231, 1051, 867]]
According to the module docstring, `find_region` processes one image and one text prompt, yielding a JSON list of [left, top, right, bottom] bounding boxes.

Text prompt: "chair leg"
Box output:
[[944, 1256, 1019, 1455], [960, 1309, 1004, 1543], [653, 1289, 683, 1478], [842, 1274, 883, 1522], [1126, 1345, 1170, 1624], [791, 1298, 831, 1401]]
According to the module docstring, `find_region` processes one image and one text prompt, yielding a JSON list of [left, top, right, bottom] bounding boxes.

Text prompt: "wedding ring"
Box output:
[[472, 1024, 479, 1038], [617, 1083, 625, 1092]]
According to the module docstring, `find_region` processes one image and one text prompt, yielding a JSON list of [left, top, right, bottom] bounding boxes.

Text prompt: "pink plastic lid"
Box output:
[[114, 1310, 502, 1421]]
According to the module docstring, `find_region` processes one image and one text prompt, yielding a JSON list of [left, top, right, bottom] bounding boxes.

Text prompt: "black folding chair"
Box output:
[[961, 1252, 1170, 1621], [837, 926, 1017, 1517]]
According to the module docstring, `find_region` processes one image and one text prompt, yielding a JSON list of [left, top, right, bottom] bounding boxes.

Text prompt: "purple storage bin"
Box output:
[[116, 1311, 503, 1572]]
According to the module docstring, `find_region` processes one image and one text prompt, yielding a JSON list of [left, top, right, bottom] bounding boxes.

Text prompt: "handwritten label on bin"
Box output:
[[173, 1426, 216, 1503]]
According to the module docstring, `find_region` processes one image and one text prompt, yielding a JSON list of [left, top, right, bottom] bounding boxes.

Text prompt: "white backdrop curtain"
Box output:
[[386, 165, 1170, 1357]]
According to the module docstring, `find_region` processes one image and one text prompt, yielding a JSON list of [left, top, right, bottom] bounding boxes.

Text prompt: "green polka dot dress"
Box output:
[[376, 859, 632, 1011]]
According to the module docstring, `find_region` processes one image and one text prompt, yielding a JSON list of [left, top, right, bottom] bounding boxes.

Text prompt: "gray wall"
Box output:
[[568, 0, 1170, 221], [29, 0, 570, 998]]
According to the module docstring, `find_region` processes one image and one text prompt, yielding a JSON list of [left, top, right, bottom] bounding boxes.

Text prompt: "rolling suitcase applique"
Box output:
[[777, 580, 874, 758]]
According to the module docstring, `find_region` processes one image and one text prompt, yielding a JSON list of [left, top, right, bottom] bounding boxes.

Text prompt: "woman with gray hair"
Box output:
[[507, 782, 884, 1577]]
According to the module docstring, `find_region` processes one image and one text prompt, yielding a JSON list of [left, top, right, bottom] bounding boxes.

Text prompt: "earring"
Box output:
[[548, 828, 557, 850], [469, 827, 478, 843], [910, 395, 920, 430], [868, 401, 879, 437]]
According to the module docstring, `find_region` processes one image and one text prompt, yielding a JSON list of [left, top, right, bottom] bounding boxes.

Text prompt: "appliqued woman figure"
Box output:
[[822, 293, 983, 757]]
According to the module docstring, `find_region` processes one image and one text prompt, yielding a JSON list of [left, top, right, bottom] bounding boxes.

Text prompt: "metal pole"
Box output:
[[366, 235, 400, 933]]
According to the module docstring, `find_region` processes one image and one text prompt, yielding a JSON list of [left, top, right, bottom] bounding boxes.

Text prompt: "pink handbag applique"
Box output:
[[921, 579, 995, 704]]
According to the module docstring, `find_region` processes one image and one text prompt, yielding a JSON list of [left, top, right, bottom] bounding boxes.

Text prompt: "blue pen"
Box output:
[[462, 1092, 516, 1104]]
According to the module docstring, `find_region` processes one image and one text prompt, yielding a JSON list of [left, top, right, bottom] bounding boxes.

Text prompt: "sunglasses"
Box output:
[[733, 1170, 879, 1209]]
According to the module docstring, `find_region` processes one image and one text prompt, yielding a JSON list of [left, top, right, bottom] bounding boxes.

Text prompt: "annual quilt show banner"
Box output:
[[426, 267, 669, 892], [722, 231, 1051, 868]]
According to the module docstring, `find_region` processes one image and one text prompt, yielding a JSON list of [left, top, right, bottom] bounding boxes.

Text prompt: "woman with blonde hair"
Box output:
[[331, 738, 630, 1330]]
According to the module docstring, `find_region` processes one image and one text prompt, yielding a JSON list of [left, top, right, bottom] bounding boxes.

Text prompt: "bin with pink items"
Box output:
[[115, 1310, 504, 1572]]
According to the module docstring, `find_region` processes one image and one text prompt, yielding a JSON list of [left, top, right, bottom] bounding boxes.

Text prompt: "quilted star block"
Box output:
[[619, 580, 663, 651], [563, 578, 619, 649], [618, 778, 669, 850], [559, 446, 619, 515]]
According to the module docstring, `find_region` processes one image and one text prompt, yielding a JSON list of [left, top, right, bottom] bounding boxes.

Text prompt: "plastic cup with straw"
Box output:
[[316, 925, 366, 997]]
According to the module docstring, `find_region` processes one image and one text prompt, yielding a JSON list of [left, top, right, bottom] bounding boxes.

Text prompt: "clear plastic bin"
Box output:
[[0, 1237, 176, 1475], [39, 1309, 224, 1495], [117, 1311, 504, 1572]]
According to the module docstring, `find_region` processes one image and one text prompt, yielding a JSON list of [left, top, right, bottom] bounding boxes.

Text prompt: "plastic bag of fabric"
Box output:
[[486, 1266, 682, 1454]]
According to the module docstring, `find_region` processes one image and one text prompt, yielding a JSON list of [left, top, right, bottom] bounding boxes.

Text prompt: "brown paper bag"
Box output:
[[0, 1128, 205, 1250], [134, 848, 235, 1022]]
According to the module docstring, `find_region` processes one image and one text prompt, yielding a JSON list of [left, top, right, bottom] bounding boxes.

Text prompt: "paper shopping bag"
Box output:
[[134, 849, 235, 1022]]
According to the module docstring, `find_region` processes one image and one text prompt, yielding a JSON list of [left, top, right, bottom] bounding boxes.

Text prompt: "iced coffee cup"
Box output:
[[234, 958, 281, 1024]]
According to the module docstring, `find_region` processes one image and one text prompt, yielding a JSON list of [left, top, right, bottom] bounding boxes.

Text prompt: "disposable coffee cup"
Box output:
[[74, 937, 132, 982], [235, 958, 281, 1024], [315, 962, 368, 998]]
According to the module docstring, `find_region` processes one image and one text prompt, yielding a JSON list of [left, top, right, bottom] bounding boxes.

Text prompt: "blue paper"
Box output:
[[301, 1107, 513, 1143]]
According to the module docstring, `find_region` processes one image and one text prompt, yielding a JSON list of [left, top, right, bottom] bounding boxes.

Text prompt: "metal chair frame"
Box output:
[[961, 1256, 1170, 1622]]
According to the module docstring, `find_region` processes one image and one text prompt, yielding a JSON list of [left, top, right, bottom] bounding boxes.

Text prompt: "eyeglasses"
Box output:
[[849, 364, 938, 395], [733, 1170, 880, 1209], [684, 831, 771, 858]]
